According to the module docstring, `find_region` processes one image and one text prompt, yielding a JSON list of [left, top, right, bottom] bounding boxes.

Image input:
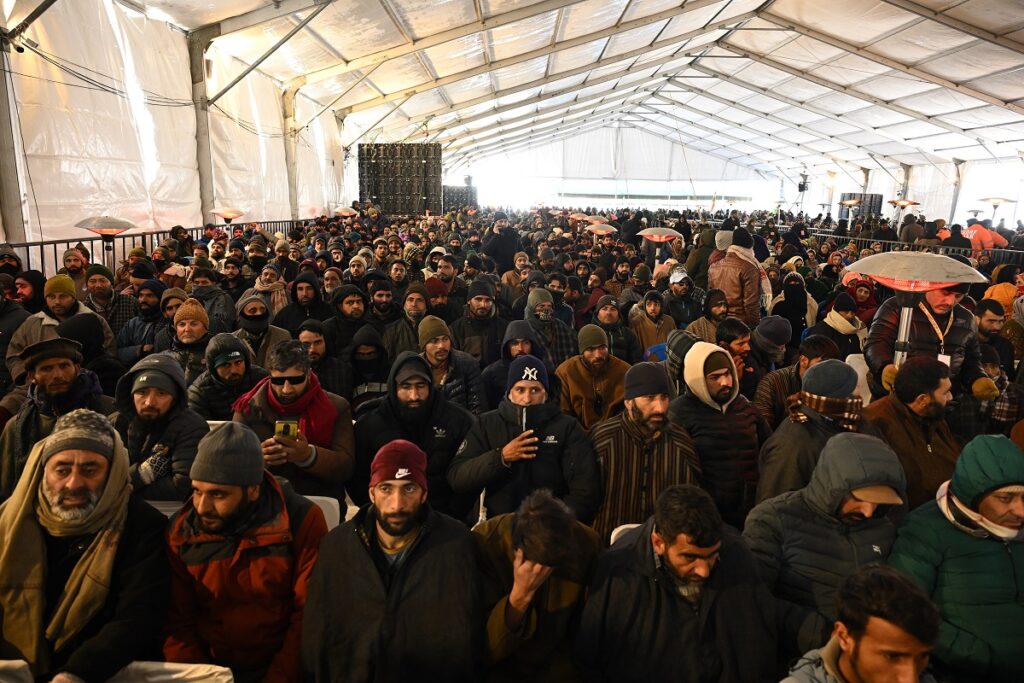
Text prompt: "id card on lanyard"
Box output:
[[919, 302, 954, 367]]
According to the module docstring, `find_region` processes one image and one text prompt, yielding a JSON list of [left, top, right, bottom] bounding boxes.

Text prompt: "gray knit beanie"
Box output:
[[802, 359, 859, 398], [190, 422, 264, 486], [42, 409, 116, 462], [714, 231, 733, 251], [578, 324, 608, 353], [527, 288, 553, 312]]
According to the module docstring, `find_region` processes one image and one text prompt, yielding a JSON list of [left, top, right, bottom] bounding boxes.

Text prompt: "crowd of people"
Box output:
[[0, 203, 1021, 683]]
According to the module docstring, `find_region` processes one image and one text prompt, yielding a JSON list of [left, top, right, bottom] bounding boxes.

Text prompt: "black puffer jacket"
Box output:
[[0, 299, 29, 394], [448, 399, 600, 523], [272, 271, 334, 334], [481, 320, 560, 409], [594, 319, 643, 365], [450, 308, 508, 369], [864, 297, 983, 393], [437, 348, 488, 415], [743, 433, 907, 656], [352, 352, 476, 519], [668, 342, 770, 529], [187, 333, 269, 421], [112, 353, 210, 501]]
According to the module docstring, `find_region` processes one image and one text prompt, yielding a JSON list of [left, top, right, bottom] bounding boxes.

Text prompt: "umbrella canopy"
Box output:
[[75, 216, 136, 236], [569, 212, 588, 220], [638, 227, 682, 243], [586, 215, 605, 224], [336, 207, 358, 217], [210, 207, 245, 220], [845, 251, 987, 292], [586, 223, 617, 235]]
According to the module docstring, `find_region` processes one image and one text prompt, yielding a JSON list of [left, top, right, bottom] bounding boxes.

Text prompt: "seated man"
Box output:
[[473, 490, 601, 681], [782, 565, 941, 683], [448, 355, 601, 524], [164, 422, 327, 682], [555, 325, 629, 431], [745, 433, 907, 657], [297, 319, 348, 397], [233, 294, 291, 369], [0, 409, 168, 681], [302, 440, 482, 681], [575, 484, 778, 681], [188, 333, 269, 421], [0, 338, 115, 500], [889, 434, 1024, 682], [111, 353, 209, 500], [419, 315, 487, 415], [753, 335, 840, 430], [233, 340, 353, 498]]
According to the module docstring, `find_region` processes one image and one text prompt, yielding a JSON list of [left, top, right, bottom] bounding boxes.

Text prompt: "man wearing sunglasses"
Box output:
[[233, 340, 353, 499]]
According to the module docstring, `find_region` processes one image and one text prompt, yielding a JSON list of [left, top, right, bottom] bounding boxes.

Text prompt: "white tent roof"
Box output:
[[145, 0, 1024, 177]]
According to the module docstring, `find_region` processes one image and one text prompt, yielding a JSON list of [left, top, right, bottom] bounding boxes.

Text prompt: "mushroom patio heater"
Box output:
[[845, 251, 987, 367], [638, 227, 683, 265], [75, 216, 137, 271], [979, 197, 1015, 222], [585, 223, 617, 246], [336, 207, 358, 217], [210, 207, 245, 224], [888, 198, 919, 226], [839, 198, 862, 223]]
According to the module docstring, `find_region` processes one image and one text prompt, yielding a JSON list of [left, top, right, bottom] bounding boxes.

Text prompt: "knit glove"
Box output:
[[881, 364, 898, 391], [972, 377, 1000, 401], [137, 445, 172, 485]]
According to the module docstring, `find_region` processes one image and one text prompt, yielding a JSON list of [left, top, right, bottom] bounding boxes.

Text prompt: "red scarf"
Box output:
[[232, 371, 338, 447]]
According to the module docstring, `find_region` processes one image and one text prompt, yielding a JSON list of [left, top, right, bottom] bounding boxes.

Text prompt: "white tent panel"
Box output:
[[294, 96, 345, 218], [558, 0, 630, 41], [392, 0, 477, 40]]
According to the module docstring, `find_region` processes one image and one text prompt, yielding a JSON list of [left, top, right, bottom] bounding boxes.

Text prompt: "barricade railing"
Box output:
[[813, 231, 1024, 268]]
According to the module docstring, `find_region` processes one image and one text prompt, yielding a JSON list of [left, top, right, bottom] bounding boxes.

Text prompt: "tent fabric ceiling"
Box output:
[[137, 0, 1024, 176]]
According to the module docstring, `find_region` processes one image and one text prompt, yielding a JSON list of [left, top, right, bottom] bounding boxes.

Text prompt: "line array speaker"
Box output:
[[358, 143, 442, 215]]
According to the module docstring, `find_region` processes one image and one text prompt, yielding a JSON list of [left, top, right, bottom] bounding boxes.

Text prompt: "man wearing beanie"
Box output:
[[589, 362, 699, 541], [187, 333, 269, 421], [382, 283, 429, 360], [57, 246, 89, 301], [603, 257, 632, 298], [83, 263, 137, 337], [745, 433, 907, 658], [687, 288, 729, 344], [525, 286, 577, 368], [618, 263, 654, 312], [418, 315, 487, 415], [163, 297, 213, 385], [352, 351, 476, 520], [593, 294, 643, 364], [555, 324, 629, 431], [187, 267, 235, 333], [297, 319, 347, 397], [500, 251, 531, 290], [808, 291, 864, 360], [115, 278, 167, 365], [0, 408, 169, 681], [272, 272, 334, 334], [889, 435, 1024, 681], [165, 422, 327, 682], [114, 245, 148, 292], [669, 342, 770, 528], [0, 338, 116, 500], [232, 293, 291, 369], [304, 439, 482, 681], [450, 278, 509, 369], [708, 226, 766, 329], [365, 278, 400, 329], [111, 353, 208, 500], [757, 358, 876, 501], [449, 354, 600, 523], [630, 289, 675, 354], [219, 255, 252, 303], [738, 315, 792, 399], [863, 357, 960, 508]]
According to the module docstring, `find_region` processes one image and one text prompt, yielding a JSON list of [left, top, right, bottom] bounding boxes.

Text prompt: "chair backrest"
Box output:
[[306, 495, 341, 530], [844, 353, 873, 404], [609, 523, 641, 545]]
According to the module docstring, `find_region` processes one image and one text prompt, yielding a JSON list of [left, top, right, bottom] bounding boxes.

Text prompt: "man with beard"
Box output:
[[383, 283, 429, 359], [525, 288, 577, 368], [602, 257, 632, 298], [273, 272, 334, 334], [715, 317, 754, 393], [342, 325, 391, 416], [388, 258, 410, 300], [219, 256, 252, 302], [745, 433, 907, 658], [272, 239, 299, 282], [630, 290, 675, 354], [687, 288, 729, 344], [544, 273, 575, 328], [188, 267, 235, 332], [450, 279, 509, 369], [575, 485, 778, 682], [188, 333, 269, 421], [233, 294, 291, 369], [592, 295, 643, 364], [974, 298, 1015, 377], [663, 270, 705, 327], [741, 315, 792, 399], [111, 353, 209, 500], [82, 264, 137, 338], [0, 409, 169, 681], [208, 239, 226, 270], [501, 251, 532, 290], [232, 340, 353, 498], [345, 254, 369, 290], [115, 279, 166, 365], [419, 315, 487, 415], [298, 319, 347, 397], [589, 363, 699, 542], [58, 247, 89, 301], [668, 342, 770, 529], [243, 241, 270, 284], [0, 244, 23, 278], [0, 339, 116, 500], [863, 357, 959, 508], [424, 276, 460, 324], [14, 269, 46, 314], [482, 210, 519, 276], [163, 298, 213, 384], [753, 335, 840, 431], [0, 276, 29, 397], [352, 352, 475, 519], [303, 440, 482, 682], [556, 325, 629, 431], [366, 278, 400, 330], [164, 422, 327, 682], [324, 285, 370, 355], [617, 264, 653, 313]]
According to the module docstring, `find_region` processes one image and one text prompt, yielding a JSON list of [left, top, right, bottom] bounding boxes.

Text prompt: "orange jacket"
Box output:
[[164, 474, 327, 682]]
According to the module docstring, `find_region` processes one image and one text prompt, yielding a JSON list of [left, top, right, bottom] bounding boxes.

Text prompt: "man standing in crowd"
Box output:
[[323, 284, 369, 354], [863, 357, 960, 508], [592, 295, 643, 364], [111, 353, 209, 500], [352, 351, 476, 520], [303, 440, 482, 681], [450, 279, 508, 369], [116, 279, 166, 365], [670, 341, 769, 528], [473, 490, 601, 681], [576, 484, 779, 681], [556, 325, 629, 431], [782, 566, 941, 683], [83, 264, 137, 337], [754, 335, 840, 429], [974, 298, 1015, 377], [686, 288, 728, 344], [232, 340, 353, 498], [187, 333, 268, 421], [708, 227, 763, 328], [0, 409, 169, 681], [164, 422, 327, 682], [889, 435, 1024, 682], [297, 319, 347, 397], [418, 315, 487, 414], [589, 362, 700, 542], [449, 354, 601, 524], [745, 433, 907, 657]]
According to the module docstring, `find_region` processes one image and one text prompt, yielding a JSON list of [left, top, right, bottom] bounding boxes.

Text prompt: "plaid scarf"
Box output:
[[788, 390, 863, 432], [984, 372, 1019, 429]]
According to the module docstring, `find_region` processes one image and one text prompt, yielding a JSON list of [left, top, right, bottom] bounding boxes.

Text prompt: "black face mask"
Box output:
[[616, 271, 629, 283], [152, 259, 166, 272], [353, 354, 380, 375], [239, 311, 269, 333], [549, 290, 564, 306], [248, 256, 267, 271], [0, 263, 19, 277]]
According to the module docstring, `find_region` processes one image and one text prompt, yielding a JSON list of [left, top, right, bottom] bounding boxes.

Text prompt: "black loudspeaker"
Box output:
[[798, 181, 808, 192], [838, 193, 884, 219], [358, 143, 442, 215], [443, 185, 478, 212]]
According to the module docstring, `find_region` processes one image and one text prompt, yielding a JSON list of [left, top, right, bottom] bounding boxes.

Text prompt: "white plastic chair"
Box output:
[[306, 495, 341, 530], [844, 353, 873, 405], [609, 523, 641, 545]]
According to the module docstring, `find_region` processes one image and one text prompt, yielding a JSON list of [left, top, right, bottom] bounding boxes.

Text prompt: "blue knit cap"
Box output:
[[506, 354, 548, 396]]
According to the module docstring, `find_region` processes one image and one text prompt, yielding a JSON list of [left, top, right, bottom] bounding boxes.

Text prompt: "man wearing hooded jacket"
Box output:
[[352, 351, 476, 520], [480, 319, 559, 409], [188, 333, 269, 421], [668, 341, 770, 529], [272, 271, 334, 334]]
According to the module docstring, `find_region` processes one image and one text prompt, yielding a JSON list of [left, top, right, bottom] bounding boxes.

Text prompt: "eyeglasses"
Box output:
[[270, 374, 306, 386]]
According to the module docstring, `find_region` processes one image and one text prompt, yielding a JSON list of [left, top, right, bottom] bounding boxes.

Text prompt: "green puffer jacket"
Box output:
[[888, 435, 1024, 683]]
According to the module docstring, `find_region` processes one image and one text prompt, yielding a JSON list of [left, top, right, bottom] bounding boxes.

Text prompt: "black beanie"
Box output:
[[731, 227, 753, 249], [624, 362, 671, 399], [833, 292, 857, 314], [468, 279, 495, 300]]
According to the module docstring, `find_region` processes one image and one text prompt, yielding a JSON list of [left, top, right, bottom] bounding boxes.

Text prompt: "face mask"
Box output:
[[239, 312, 269, 333], [537, 310, 552, 322], [152, 259, 166, 272], [0, 263, 18, 277], [354, 354, 380, 375]]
